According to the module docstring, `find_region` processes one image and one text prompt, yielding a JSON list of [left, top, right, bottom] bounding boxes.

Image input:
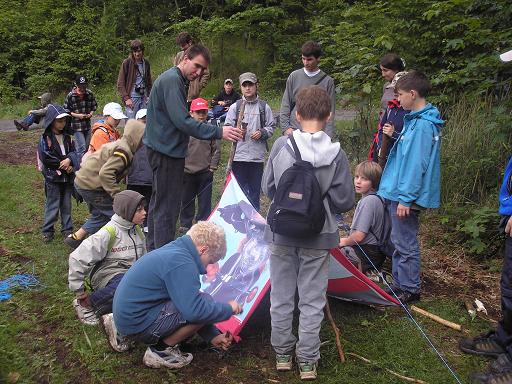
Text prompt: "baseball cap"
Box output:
[[103, 102, 128, 120], [75, 75, 87, 85], [500, 49, 512, 62], [239, 72, 257, 84], [224, 78, 233, 84], [190, 98, 209, 111], [135, 109, 147, 120]]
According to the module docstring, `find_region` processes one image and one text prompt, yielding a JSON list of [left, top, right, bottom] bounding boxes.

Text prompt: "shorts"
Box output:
[[129, 301, 186, 345]]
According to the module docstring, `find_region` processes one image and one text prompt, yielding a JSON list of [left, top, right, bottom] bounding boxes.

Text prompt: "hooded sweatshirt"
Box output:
[[75, 120, 145, 196], [68, 190, 146, 293], [262, 130, 355, 248], [378, 103, 444, 208], [225, 96, 274, 163]]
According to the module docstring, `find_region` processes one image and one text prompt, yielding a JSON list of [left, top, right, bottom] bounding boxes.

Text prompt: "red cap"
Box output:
[[190, 98, 209, 111]]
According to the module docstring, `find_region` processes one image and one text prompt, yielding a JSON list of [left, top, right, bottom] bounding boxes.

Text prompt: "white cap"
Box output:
[[103, 102, 128, 120], [500, 49, 512, 62], [56, 112, 70, 119], [135, 109, 147, 120]]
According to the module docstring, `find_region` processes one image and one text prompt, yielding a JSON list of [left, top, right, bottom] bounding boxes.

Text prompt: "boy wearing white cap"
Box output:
[[88, 102, 128, 153]]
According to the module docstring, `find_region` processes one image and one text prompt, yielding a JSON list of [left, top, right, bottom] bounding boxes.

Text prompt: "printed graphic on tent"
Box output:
[[203, 173, 398, 338]]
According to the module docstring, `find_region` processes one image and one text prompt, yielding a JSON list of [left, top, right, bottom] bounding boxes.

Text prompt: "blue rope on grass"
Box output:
[[0, 274, 40, 302]]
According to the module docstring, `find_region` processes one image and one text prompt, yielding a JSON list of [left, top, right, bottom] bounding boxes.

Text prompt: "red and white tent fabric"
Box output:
[[202, 173, 397, 338]]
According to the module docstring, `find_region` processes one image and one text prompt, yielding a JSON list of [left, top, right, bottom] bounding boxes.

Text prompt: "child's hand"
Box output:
[[397, 203, 410, 217], [228, 300, 243, 315], [284, 127, 294, 136], [250, 130, 262, 140], [59, 158, 72, 170], [211, 332, 233, 351], [382, 123, 394, 137]]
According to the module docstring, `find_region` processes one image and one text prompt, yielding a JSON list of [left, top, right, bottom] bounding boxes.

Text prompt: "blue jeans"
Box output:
[[76, 185, 114, 235], [90, 273, 124, 316], [126, 96, 147, 119], [388, 200, 421, 294], [42, 181, 73, 235], [74, 129, 91, 157], [22, 113, 35, 126]]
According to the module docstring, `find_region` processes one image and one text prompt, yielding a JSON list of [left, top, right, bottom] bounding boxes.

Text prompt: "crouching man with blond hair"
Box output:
[[112, 221, 242, 368]]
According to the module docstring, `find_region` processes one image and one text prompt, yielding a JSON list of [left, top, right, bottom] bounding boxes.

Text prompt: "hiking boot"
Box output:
[[42, 233, 54, 243], [396, 290, 421, 305], [460, 332, 505, 357], [100, 313, 131, 352], [143, 345, 193, 369], [73, 298, 99, 325], [64, 234, 83, 249], [276, 354, 293, 371], [490, 354, 512, 374], [298, 361, 317, 381], [14, 120, 29, 131], [471, 370, 512, 384]]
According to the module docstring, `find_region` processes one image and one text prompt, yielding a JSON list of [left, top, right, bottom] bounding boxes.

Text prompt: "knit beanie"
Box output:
[[113, 190, 145, 222]]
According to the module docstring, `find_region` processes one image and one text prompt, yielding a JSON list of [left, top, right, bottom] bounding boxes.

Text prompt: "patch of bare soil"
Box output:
[[0, 131, 39, 165]]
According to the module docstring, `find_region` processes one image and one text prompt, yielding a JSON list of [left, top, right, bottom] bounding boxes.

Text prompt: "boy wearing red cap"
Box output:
[[179, 98, 221, 232]]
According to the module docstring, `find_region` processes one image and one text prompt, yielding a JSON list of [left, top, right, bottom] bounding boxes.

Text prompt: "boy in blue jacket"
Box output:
[[112, 221, 242, 369], [38, 104, 81, 243], [378, 70, 444, 304]]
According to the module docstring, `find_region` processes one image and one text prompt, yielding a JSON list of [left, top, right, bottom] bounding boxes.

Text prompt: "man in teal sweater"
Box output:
[[144, 44, 243, 250], [113, 221, 242, 369]]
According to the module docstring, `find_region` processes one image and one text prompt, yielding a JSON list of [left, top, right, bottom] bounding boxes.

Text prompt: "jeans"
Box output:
[[22, 113, 35, 126], [146, 147, 185, 251], [42, 181, 73, 235], [388, 200, 421, 294], [90, 273, 125, 316], [180, 171, 214, 229], [74, 129, 91, 157], [125, 96, 147, 119], [497, 236, 512, 354], [232, 161, 263, 211], [269, 244, 329, 363], [76, 185, 114, 235]]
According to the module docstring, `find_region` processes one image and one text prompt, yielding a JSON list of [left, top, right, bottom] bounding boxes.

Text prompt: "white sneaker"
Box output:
[[100, 313, 131, 352], [143, 345, 193, 369], [73, 298, 99, 325]]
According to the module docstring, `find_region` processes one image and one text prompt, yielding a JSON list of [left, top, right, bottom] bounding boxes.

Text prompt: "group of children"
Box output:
[[32, 46, 445, 381]]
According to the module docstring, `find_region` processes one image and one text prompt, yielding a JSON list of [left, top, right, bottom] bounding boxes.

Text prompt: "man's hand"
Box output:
[[250, 130, 262, 140], [284, 127, 294, 136], [506, 216, 512, 237], [382, 123, 394, 137], [222, 126, 243, 142], [397, 203, 410, 218], [125, 98, 134, 109], [228, 300, 243, 315], [211, 332, 233, 351]]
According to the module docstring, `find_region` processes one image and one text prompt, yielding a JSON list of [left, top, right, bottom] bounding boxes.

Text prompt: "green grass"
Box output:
[[0, 129, 500, 383]]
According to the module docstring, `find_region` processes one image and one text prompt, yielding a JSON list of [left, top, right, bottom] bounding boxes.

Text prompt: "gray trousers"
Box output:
[[269, 244, 329, 363]]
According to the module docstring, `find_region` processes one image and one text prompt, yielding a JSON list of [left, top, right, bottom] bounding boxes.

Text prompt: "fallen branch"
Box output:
[[324, 299, 345, 363], [410, 305, 462, 332], [347, 352, 428, 384]]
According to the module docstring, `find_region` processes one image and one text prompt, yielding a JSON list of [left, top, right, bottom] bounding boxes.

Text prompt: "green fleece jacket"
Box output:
[[143, 66, 222, 158]]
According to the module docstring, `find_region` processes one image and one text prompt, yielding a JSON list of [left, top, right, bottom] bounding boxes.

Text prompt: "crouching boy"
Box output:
[[112, 221, 242, 369], [262, 86, 354, 380], [68, 190, 147, 333]]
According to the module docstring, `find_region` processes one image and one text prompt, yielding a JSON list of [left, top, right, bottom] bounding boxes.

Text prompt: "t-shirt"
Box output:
[[55, 133, 66, 155], [350, 194, 386, 246]]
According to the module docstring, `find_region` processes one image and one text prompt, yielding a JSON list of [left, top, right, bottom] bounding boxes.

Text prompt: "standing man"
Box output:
[[280, 41, 335, 137], [117, 39, 153, 119], [173, 32, 210, 103], [144, 44, 242, 251]]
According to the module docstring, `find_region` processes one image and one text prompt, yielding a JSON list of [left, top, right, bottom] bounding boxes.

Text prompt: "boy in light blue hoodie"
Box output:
[[378, 70, 444, 304]]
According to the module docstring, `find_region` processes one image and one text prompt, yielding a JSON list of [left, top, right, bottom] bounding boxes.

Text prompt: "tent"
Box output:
[[201, 173, 398, 338]]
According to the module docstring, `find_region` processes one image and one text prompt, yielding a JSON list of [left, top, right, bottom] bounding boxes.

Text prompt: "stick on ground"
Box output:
[[324, 298, 345, 363], [410, 305, 462, 332]]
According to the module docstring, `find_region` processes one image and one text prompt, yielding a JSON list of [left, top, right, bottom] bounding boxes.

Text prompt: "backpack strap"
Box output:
[[235, 99, 267, 130], [288, 135, 302, 161], [102, 224, 117, 250]]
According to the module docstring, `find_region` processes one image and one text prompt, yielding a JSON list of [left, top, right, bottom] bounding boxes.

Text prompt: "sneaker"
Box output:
[[460, 332, 505, 357], [298, 361, 317, 381], [470, 370, 512, 384], [42, 233, 54, 243], [73, 298, 99, 325], [490, 354, 512, 374], [143, 345, 193, 369], [14, 120, 28, 131], [100, 313, 131, 352], [396, 290, 421, 304], [62, 230, 73, 238], [276, 354, 293, 371], [64, 234, 83, 249]]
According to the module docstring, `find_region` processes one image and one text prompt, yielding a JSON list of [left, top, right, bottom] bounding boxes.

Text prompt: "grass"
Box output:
[[0, 129, 500, 384]]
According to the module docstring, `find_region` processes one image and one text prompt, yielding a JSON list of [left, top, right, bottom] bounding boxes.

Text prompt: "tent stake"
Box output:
[[324, 298, 345, 363]]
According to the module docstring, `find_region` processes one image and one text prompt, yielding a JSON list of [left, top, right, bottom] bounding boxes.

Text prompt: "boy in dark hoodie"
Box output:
[[378, 70, 444, 304], [37, 104, 81, 243], [14, 92, 52, 131]]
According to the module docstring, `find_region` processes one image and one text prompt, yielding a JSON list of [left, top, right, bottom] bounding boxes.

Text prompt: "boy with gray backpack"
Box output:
[[262, 86, 354, 380]]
